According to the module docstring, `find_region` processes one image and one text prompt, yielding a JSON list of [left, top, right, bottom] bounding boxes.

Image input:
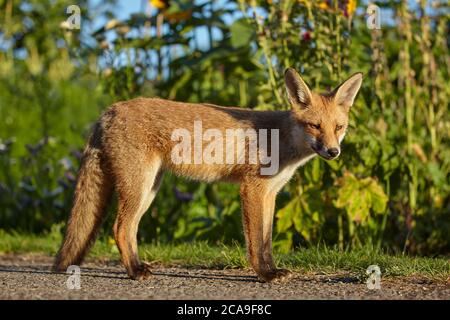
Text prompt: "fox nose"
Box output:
[[328, 148, 340, 158]]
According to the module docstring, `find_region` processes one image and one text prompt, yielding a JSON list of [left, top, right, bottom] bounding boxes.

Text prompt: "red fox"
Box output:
[[54, 68, 362, 282]]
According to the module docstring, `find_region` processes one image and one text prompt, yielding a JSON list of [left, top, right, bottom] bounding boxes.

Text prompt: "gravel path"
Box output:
[[0, 254, 448, 300]]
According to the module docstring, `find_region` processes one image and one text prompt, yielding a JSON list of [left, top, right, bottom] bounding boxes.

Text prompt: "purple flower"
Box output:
[[25, 139, 45, 156], [71, 149, 83, 161], [57, 178, 70, 189], [173, 187, 193, 202], [64, 171, 76, 182]]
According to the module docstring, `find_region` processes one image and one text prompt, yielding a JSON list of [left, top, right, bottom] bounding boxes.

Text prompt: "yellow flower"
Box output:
[[150, 0, 168, 10], [107, 236, 115, 246], [318, 1, 329, 10], [347, 0, 357, 16]]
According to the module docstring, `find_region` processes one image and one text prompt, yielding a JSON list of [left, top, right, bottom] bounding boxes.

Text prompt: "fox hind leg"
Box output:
[[54, 140, 113, 272], [113, 158, 164, 280]]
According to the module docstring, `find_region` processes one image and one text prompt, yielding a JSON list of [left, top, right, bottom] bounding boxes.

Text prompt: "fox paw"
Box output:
[[258, 268, 293, 283], [131, 262, 153, 280]]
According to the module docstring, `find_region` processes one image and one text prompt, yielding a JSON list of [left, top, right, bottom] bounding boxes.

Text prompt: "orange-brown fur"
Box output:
[[54, 68, 362, 282]]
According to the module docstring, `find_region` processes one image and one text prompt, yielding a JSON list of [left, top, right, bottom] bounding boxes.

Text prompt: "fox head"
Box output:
[[284, 68, 363, 160]]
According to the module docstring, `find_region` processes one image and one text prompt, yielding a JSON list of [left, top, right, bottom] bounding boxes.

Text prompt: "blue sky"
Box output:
[[109, 0, 426, 19], [87, 0, 435, 73], [90, 0, 236, 51], [92, 0, 432, 34], [114, 0, 146, 20], [111, 0, 236, 22]]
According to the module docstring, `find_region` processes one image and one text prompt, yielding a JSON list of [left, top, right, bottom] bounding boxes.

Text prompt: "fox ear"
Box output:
[[332, 72, 363, 110], [284, 68, 312, 109]]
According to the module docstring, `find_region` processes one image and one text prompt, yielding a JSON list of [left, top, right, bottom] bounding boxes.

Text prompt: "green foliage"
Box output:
[[334, 172, 388, 223], [0, 0, 449, 255], [230, 18, 255, 49]]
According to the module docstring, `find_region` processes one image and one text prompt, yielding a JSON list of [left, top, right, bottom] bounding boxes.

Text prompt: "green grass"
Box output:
[[0, 230, 448, 280]]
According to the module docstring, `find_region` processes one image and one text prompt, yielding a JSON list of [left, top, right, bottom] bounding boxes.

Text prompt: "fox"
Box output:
[[54, 68, 362, 282]]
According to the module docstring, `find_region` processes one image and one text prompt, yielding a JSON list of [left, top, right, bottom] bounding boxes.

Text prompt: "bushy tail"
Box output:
[[54, 124, 113, 271]]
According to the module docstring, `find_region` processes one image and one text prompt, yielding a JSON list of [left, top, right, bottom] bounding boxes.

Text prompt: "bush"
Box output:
[[0, 0, 448, 255]]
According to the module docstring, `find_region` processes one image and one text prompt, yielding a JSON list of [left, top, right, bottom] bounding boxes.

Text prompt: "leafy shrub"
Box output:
[[0, 0, 448, 255]]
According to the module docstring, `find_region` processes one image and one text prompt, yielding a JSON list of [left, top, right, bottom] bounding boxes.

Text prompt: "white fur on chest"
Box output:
[[267, 153, 316, 194]]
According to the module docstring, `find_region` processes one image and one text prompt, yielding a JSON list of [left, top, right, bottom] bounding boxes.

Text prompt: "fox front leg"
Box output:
[[240, 182, 293, 283]]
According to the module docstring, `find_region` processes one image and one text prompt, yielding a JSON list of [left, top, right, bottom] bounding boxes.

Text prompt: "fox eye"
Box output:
[[336, 125, 344, 131], [308, 123, 321, 130]]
